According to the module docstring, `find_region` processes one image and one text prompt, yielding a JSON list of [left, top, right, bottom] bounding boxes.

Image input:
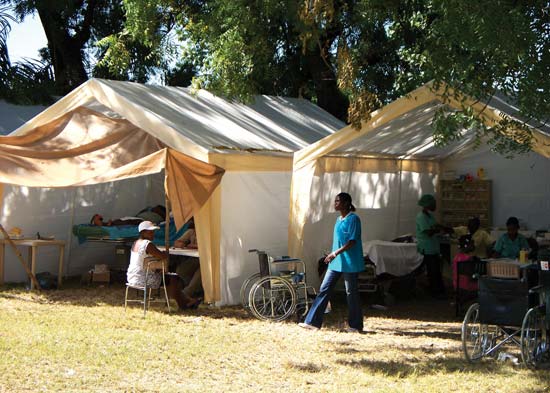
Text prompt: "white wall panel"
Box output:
[[219, 172, 292, 305]]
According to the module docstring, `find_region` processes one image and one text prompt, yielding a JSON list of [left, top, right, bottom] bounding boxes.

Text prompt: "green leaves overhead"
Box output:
[[2, 0, 547, 156]]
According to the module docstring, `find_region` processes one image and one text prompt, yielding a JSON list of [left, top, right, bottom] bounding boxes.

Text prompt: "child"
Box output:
[[452, 234, 478, 292]]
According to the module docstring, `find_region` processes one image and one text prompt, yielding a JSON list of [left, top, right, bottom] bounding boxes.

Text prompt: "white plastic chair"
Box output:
[[124, 257, 171, 316]]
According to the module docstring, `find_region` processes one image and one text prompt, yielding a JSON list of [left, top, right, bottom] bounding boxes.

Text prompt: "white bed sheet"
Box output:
[[363, 240, 423, 276]]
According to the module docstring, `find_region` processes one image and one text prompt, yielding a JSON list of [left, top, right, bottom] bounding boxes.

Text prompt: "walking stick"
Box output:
[[0, 224, 41, 290]]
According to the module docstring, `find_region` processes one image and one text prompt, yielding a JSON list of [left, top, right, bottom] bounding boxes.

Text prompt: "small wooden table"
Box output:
[[0, 238, 66, 289]]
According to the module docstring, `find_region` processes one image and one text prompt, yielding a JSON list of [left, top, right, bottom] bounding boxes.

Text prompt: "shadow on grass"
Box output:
[[325, 291, 460, 324], [335, 355, 515, 377], [0, 281, 263, 321], [378, 327, 461, 341], [0, 279, 463, 326]]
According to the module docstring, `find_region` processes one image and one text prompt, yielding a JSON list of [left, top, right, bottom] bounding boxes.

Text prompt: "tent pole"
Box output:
[[164, 175, 170, 265], [395, 159, 404, 238], [64, 187, 77, 280]]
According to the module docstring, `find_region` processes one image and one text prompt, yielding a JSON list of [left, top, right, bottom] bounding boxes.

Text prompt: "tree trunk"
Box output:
[[304, 49, 349, 122], [36, 7, 88, 95]]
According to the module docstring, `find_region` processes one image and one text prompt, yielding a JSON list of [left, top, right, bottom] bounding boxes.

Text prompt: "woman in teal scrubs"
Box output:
[[492, 216, 529, 259], [416, 194, 450, 297], [299, 192, 364, 332]]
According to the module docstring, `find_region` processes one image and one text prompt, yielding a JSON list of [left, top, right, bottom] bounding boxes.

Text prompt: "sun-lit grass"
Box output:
[[1, 282, 549, 392]]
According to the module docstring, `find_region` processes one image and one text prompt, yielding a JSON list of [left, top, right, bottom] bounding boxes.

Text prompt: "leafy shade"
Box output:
[[419, 0, 549, 156]]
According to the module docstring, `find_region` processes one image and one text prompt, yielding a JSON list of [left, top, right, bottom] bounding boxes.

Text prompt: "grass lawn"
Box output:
[[1, 282, 549, 393]]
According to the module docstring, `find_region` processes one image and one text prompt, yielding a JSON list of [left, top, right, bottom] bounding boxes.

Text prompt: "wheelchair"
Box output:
[[240, 249, 317, 322], [461, 257, 550, 367], [461, 274, 532, 363], [520, 265, 550, 368]]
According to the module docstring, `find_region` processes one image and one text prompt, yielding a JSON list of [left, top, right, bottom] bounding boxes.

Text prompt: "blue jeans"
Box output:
[[304, 269, 363, 330]]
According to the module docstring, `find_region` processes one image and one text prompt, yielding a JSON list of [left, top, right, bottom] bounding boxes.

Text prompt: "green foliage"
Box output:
[[2, 58, 56, 105], [3, 0, 547, 156], [416, 0, 549, 156], [0, 6, 13, 72], [0, 6, 55, 105]]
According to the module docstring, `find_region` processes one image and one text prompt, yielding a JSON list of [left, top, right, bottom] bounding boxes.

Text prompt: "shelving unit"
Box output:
[[439, 179, 492, 228]]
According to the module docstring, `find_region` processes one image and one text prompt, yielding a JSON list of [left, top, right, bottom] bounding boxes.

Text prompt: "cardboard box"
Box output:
[[92, 271, 111, 283]]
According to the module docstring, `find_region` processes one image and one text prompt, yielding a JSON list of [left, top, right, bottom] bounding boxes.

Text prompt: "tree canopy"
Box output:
[[3, 0, 549, 155], [97, 0, 549, 156]]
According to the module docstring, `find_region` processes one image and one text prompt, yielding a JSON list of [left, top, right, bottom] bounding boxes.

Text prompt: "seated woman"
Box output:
[[452, 235, 478, 292], [127, 221, 200, 309], [174, 218, 197, 249], [453, 217, 493, 258], [173, 218, 202, 298], [492, 216, 530, 259]]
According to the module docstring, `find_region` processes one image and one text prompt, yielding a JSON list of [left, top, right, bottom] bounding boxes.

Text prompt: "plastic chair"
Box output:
[[125, 257, 171, 316]]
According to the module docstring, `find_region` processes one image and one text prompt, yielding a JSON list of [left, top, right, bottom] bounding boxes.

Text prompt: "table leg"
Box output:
[[30, 246, 37, 290], [58, 245, 65, 288], [0, 243, 4, 285], [27, 247, 32, 289]]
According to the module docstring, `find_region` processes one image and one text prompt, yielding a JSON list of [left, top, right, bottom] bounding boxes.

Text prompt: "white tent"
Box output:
[[0, 100, 46, 135], [0, 78, 344, 305], [289, 82, 550, 285]]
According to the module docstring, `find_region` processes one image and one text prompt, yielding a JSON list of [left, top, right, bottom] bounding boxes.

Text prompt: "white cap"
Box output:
[[138, 221, 160, 232]]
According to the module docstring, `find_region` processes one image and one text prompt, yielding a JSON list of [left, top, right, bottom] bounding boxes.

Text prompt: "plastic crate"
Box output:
[[487, 261, 520, 279]]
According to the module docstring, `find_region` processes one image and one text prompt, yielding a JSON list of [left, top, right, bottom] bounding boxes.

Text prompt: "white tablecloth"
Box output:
[[157, 246, 199, 258], [363, 240, 423, 276]]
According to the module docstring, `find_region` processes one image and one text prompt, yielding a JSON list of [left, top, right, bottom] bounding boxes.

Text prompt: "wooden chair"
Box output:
[[125, 257, 171, 316]]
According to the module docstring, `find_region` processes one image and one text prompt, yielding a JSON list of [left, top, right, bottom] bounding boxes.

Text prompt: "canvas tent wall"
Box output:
[[0, 100, 46, 135], [289, 82, 550, 285], [0, 78, 344, 305]]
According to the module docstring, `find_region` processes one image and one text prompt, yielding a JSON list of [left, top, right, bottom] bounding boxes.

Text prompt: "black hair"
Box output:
[[153, 205, 167, 218], [506, 216, 520, 228], [468, 217, 480, 228], [337, 192, 356, 212], [90, 214, 100, 225], [458, 234, 473, 251]]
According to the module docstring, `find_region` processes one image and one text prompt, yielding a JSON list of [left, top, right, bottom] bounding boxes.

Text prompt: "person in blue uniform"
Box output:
[[299, 192, 364, 332], [492, 216, 529, 259]]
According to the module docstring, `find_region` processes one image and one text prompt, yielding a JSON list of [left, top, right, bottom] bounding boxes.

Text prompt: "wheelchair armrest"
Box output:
[[529, 285, 544, 294]]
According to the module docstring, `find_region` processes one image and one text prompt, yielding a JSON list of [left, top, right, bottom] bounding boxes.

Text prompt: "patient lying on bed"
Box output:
[[91, 205, 167, 227]]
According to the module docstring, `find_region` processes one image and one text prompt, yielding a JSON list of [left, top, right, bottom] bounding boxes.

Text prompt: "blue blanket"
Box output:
[[73, 219, 189, 246]]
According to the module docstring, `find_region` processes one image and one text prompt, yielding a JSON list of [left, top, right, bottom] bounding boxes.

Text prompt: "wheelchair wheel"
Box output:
[[462, 303, 489, 362], [240, 273, 261, 314], [248, 276, 296, 322], [521, 306, 548, 368]]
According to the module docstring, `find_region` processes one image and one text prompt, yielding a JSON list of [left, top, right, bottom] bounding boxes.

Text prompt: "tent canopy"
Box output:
[[289, 81, 550, 260], [12, 78, 345, 161], [0, 78, 344, 303], [294, 82, 550, 172]]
